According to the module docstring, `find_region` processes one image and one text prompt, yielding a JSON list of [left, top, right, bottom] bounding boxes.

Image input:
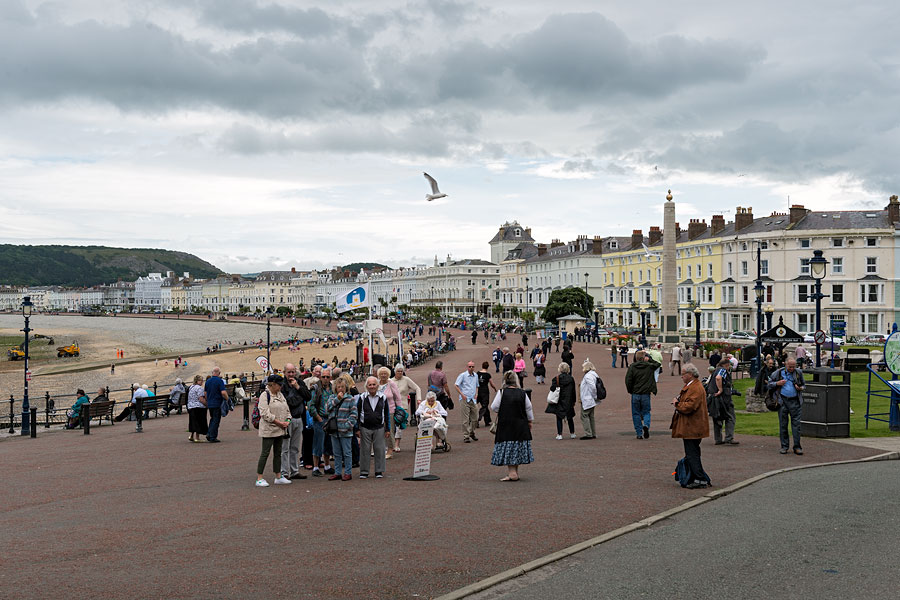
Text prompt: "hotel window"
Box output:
[[766, 285, 773, 303], [866, 257, 877, 273], [687, 266, 692, 278], [832, 238, 844, 247], [831, 257, 843, 274], [727, 262, 733, 277], [760, 241, 769, 250], [707, 264, 713, 278], [741, 242, 748, 251], [799, 258, 810, 275], [760, 260, 768, 276], [797, 314, 811, 333], [861, 313, 880, 334], [799, 238, 810, 248], [797, 284, 810, 303], [832, 284, 844, 303], [741, 261, 748, 276], [741, 286, 749, 303], [677, 266, 682, 279], [860, 284, 881, 304], [866, 237, 877, 247]]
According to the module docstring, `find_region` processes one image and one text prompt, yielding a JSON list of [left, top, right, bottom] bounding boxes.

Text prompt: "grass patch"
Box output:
[[732, 371, 900, 438], [0, 334, 57, 361]]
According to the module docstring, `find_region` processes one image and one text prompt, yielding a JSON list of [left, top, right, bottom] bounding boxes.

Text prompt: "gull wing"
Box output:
[[423, 172, 441, 194]]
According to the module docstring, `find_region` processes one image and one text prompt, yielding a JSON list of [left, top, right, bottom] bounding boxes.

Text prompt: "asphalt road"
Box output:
[[467, 460, 900, 600]]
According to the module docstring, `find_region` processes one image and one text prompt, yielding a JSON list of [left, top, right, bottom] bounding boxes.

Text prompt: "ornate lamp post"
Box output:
[[693, 304, 702, 347], [639, 308, 647, 340], [525, 277, 530, 330], [809, 249, 829, 367], [764, 305, 774, 330], [265, 306, 273, 374], [21, 296, 33, 436], [754, 279, 765, 371]]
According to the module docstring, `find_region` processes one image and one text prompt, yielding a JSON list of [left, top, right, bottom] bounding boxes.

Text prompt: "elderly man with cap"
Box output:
[[280, 362, 310, 480]]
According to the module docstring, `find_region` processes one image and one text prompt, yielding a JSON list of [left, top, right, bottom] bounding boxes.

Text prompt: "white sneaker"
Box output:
[[273, 476, 292, 485], [255, 479, 269, 487], [570, 433, 577, 439], [555, 434, 563, 440]]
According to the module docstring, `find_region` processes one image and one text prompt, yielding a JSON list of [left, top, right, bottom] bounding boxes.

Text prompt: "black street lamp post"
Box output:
[[639, 308, 646, 340], [693, 304, 701, 347], [765, 305, 774, 330], [525, 277, 530, 330], [21, 296, 33, 436], [809, 249, 829, 367], [754, 279, 765, 372], [265, 306, 273, 374]]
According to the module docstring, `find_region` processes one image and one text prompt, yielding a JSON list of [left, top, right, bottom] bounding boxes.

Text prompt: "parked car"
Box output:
[[802, 334, 844, 346], [727, 331, 754, 340], [337, 320, 351, 331], [861, 334, 887, 345]]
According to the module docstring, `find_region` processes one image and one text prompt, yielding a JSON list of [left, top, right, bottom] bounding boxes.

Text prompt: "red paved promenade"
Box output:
[[0, 332, 880, 599]]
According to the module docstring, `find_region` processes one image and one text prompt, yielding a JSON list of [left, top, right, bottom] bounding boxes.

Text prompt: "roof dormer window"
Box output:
[[515, 228, 521, 236], [609, 240, 618, 249]]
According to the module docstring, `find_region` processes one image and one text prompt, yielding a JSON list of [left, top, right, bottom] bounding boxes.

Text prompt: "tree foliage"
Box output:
[[541, 288, 594, 323]]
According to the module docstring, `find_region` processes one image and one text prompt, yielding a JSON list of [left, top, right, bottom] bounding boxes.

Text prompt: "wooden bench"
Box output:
[[82, 400, 116, 426]]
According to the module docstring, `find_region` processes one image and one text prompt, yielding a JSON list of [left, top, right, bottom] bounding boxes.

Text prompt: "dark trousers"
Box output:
[[620, 354, 629, 367], [556, 415, 575, 435], [207, 407, 222, 441], [779, 396, 803, 450], [478, 396, 492, 425], [301, 426, 313, 466], [257, 436, 283, 475], [683, 438, 707, 482]]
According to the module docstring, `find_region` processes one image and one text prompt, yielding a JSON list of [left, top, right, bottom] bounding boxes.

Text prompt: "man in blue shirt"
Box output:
[[768, 358, 805, 455], [455, 362, 479, 443], [204, 367, 229, 443]]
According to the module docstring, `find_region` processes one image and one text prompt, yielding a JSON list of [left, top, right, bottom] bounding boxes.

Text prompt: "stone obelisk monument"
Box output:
[[661, 190, 679, 342]]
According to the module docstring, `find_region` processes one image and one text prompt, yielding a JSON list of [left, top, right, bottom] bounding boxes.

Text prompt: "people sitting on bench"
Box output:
[[165, 378, 186, 415], [65, 389, 91, 429], [114, 383, 148, 422]]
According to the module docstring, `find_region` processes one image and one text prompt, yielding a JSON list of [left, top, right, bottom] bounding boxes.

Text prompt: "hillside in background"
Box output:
[[0, 245, 223, 287], [341, 262, 389, 273]]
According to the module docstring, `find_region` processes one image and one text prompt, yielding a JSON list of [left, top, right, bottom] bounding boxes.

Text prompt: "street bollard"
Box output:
[[241, 395, 250, 431], [83, 404, 91, 435], [30, 407, 37, 437], [8, 395, 14, 434], [136, 397, 143, 433], [153, 382, 157, 396], [45, 391, 52, 428]]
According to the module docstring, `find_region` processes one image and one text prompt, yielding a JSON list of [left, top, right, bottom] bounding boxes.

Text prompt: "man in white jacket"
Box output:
[[579, 360, 600, 439]]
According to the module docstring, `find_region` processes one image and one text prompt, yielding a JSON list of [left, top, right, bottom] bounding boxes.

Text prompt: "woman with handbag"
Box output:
[[547, 362, 577, 440], [186, 374, 208, 442], [255, 375, 292, 487], [490, 371, 535, 482], [325, 378, 358, 481], [670, 363, 711, 489], [514, 352, 527, 387], [533, 348, 547, 384]]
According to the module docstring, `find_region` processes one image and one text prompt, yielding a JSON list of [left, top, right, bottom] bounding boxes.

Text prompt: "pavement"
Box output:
[[0, 332, 887, 599], [461, 460, 900, 600]]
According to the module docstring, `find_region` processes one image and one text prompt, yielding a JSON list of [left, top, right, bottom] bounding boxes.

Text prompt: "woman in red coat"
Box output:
[[670, 363, 710, 489]]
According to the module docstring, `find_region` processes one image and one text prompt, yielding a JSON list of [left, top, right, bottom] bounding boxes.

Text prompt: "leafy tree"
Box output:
[[541, 288, 594, 323], [521, 310, 536, 325], [492, 303, 504, 318], [420, 306, 441, 321], [276, 306, 292, 316]]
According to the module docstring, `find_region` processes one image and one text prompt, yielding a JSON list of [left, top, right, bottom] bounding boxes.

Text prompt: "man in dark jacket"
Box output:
[[624, 350, 660, 439], [501, 347, 515, 373], [281, 363, 310, 480]]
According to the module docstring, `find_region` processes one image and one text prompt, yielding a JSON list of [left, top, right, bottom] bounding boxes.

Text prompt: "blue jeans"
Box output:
[[207, 407, 222, 440], [611, 354, 617, 368], [312, 420, 325, 457], [631, 394, 651, 435], [779, 396, 802, 450], [331, 435, 353, 475]]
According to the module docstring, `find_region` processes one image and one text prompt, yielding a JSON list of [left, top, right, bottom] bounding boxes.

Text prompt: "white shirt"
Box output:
[[131, 387, 149, 405]]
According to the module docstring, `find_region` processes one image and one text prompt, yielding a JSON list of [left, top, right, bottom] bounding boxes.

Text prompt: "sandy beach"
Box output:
[[0, 315, 395, 406]]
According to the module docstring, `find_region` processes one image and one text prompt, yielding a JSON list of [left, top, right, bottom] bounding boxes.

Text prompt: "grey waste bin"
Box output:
[[800, 367, 851, 438]]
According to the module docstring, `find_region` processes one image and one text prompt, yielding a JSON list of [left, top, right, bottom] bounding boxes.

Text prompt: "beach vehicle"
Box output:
[[57, 341, 80, 357]]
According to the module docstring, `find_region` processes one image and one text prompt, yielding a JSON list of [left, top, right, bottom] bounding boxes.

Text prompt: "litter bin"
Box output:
[[800, 367, 850, 438]]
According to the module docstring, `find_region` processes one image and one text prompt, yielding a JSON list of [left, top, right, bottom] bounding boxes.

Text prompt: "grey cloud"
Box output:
[[199, 0, 335, 36], [0, 0, 34, 25], [561, 158, 598, 172]]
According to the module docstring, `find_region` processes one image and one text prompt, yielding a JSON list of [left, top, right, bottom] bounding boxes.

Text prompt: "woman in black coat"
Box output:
[[547, 362, 576, 439], [491, 371, 534, 481]]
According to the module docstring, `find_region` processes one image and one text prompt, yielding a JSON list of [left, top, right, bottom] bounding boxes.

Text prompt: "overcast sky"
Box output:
[[1, 1, 898, 274]]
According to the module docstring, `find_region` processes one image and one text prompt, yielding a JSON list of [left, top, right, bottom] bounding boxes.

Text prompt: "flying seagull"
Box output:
[[642, 242, 661, 259], [424, 172, 447, 201]]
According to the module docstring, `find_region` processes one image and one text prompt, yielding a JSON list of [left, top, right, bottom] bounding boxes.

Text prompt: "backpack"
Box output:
[[595, 374, 607, 401], [251, 390, 269, 430]]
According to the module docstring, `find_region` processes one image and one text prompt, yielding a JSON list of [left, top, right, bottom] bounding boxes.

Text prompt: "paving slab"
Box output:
[[0, 333, 882, 599]]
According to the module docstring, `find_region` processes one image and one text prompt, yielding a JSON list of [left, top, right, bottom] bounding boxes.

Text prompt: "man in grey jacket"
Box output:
[[767, 358, 805, 455], [625, 350, 660, 439], [281, 363, 310, 480]]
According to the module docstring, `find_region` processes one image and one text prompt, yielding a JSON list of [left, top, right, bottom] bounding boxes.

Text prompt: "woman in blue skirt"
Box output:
[[490, 371, 534, 481]]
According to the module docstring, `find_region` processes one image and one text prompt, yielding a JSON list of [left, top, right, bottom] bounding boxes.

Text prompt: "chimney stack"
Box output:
[[525, 227, 532, 238], [291, 267, 296, 273], [675, 222, 681, 238], [734, 206, 754, 230], [592, 236, 603, 254], [888, 195, 900, 224], [710, 214, 726, 236], [789, 204, 809, 225], [648, 226, 661, 246], [687, 218, 707, 240], [631, 229, 643, 250], [537, 243, 548, 256], [550, 239, 563, 248]]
